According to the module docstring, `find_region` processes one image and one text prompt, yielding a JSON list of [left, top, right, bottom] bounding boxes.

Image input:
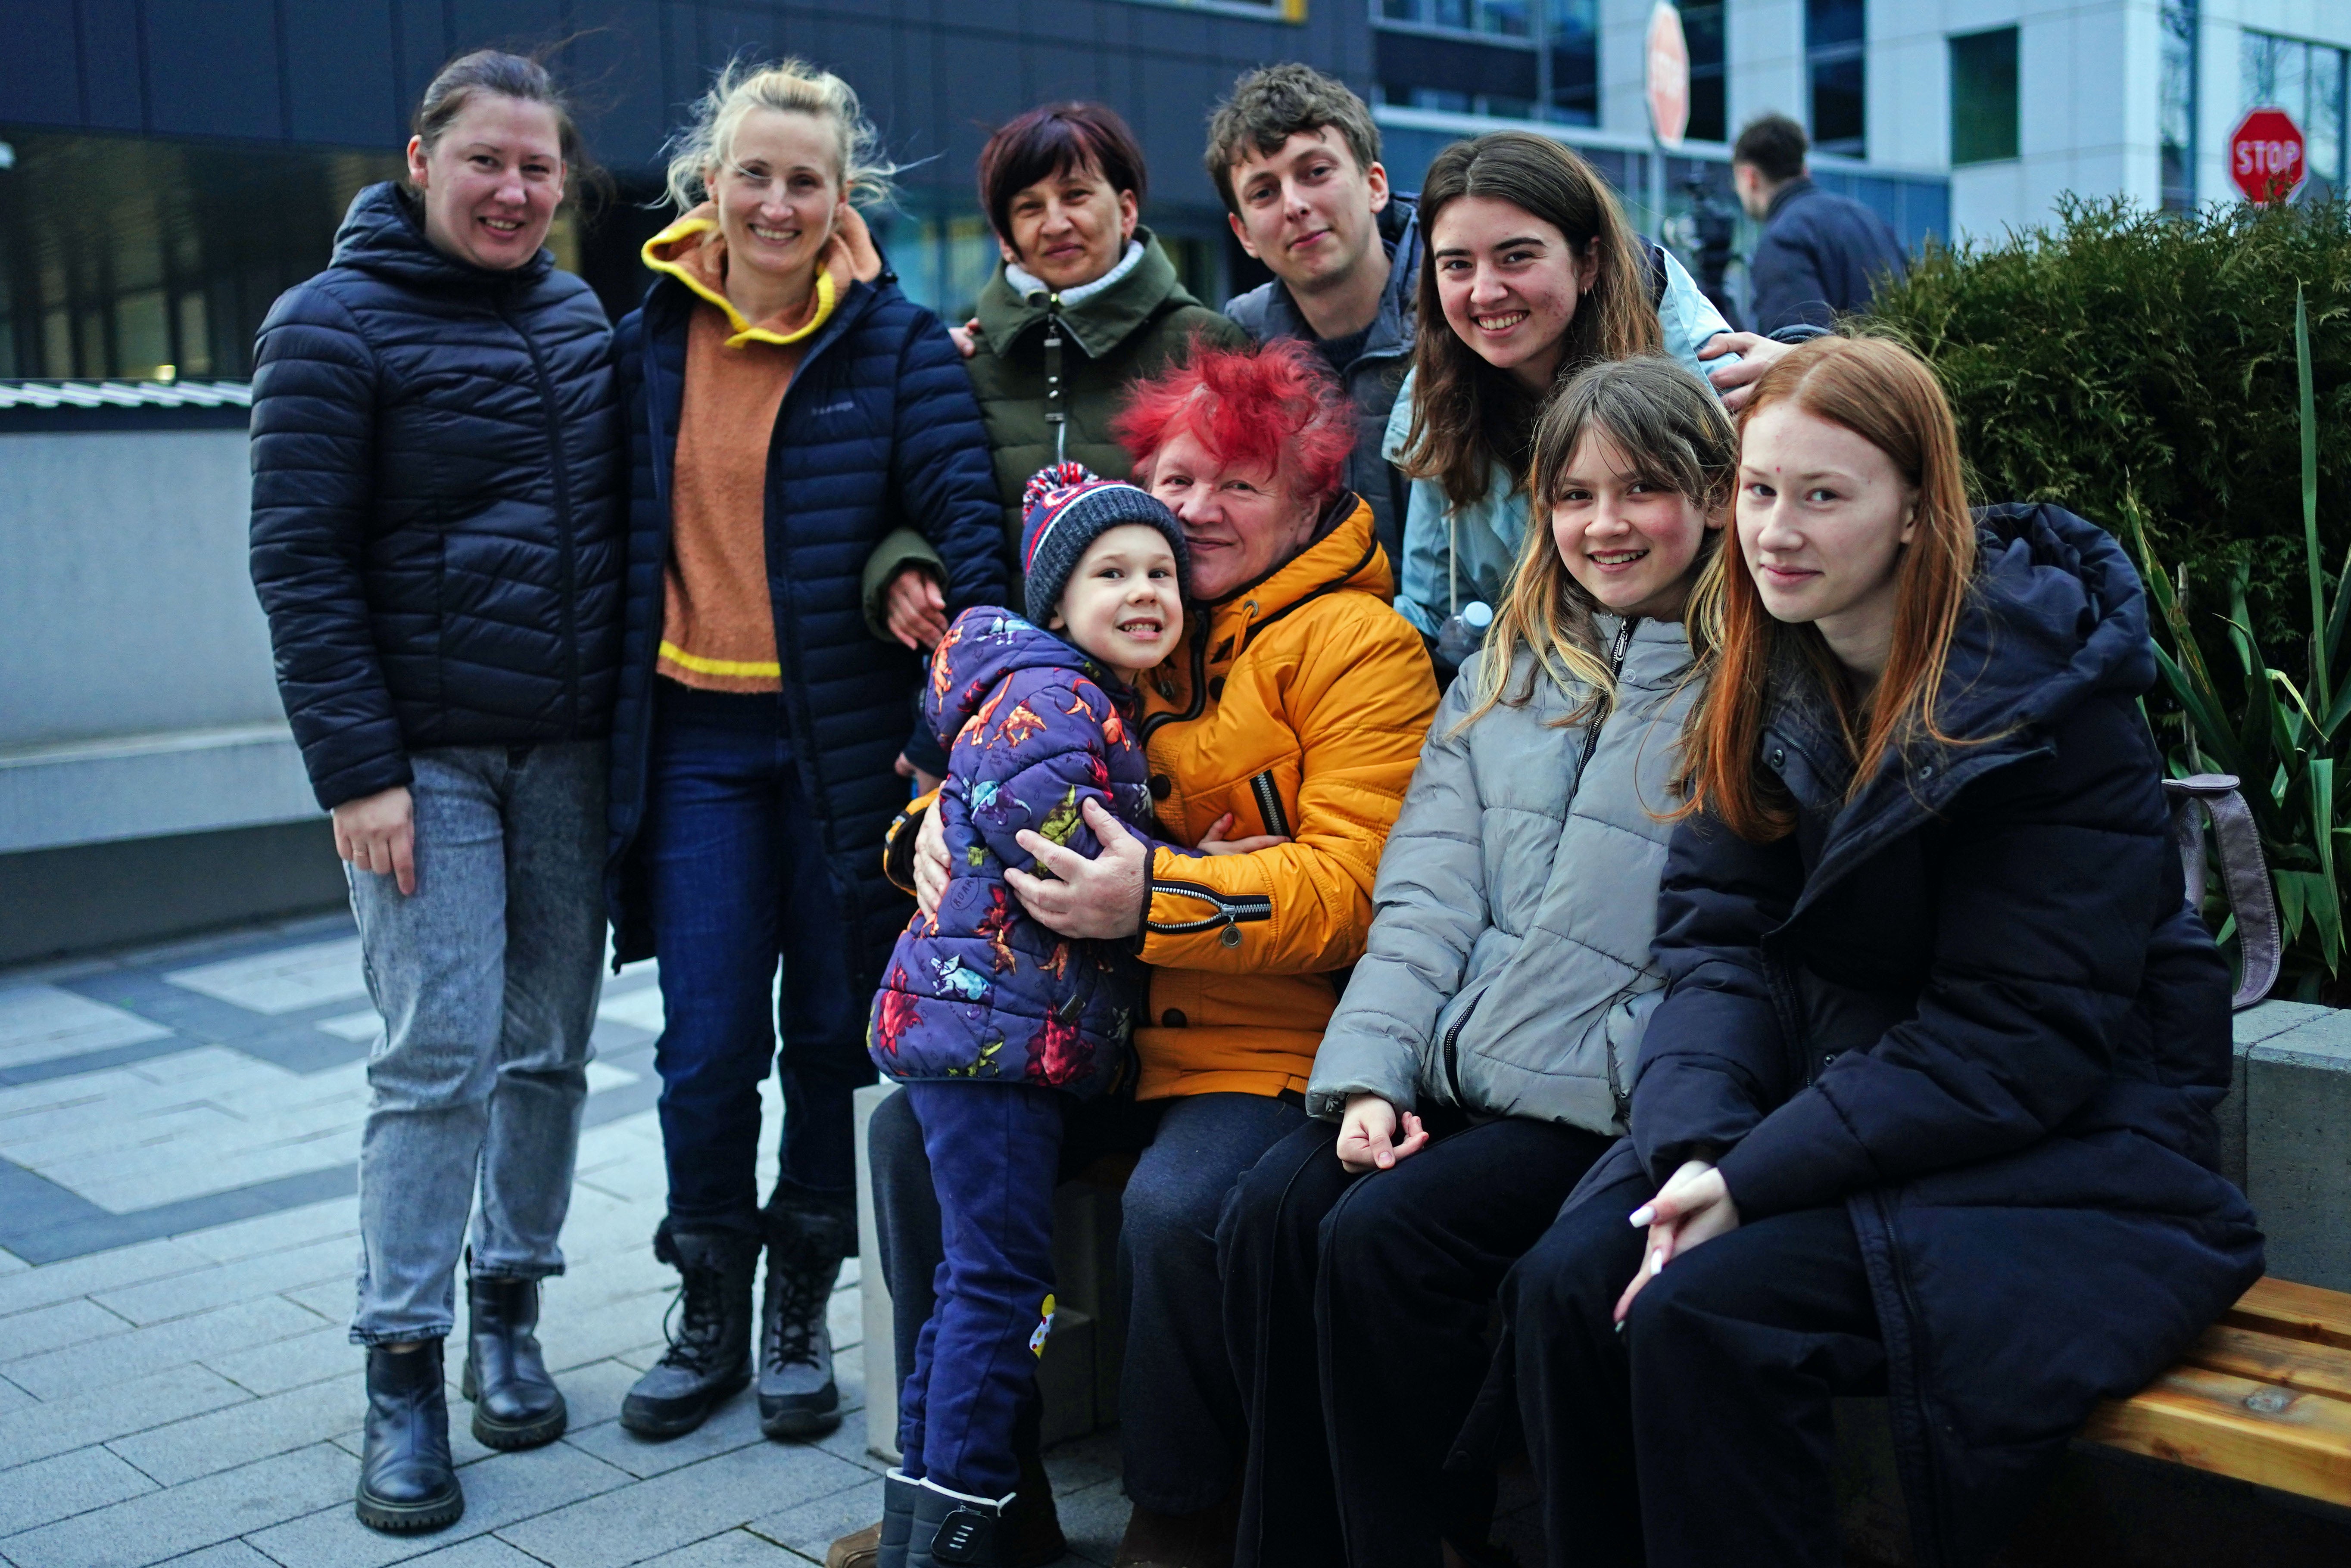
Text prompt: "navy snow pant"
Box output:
[[896, 1080, 1065, 1498]]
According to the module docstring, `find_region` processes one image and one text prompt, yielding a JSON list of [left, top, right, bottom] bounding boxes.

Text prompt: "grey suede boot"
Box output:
[[619, 1221, 758, 1438], [758, 1199, 848, 1439]]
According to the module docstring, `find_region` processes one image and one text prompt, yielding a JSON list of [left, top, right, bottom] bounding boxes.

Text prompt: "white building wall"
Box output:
[[1727, 0, 1808, 142]]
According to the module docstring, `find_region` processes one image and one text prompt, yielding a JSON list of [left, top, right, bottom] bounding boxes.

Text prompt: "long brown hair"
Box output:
[[1463, 356, 1734, 733], [1400, 132, 1661, 510], [1678, 336, 1979, 841]]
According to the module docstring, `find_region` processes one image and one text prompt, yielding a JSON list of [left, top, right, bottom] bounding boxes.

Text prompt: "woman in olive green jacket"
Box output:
[[865, 102, 1244, 652]]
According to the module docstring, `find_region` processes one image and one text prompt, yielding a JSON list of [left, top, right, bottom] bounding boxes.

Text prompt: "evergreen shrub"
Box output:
[[1870, 196, 2351, 654]]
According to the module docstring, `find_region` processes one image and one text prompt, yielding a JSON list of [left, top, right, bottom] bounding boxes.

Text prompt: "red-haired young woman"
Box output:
[[845, 339, 1439, 1568], [1501, 336, 2263, 1568]]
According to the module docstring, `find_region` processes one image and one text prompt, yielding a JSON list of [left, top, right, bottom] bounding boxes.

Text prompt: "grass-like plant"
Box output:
[[2128, 286, 2342, 996]]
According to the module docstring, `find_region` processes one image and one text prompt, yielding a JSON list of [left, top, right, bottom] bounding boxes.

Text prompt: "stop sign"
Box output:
[[1645, 1, 1690, 149], [2230, 107, 2307, 203]]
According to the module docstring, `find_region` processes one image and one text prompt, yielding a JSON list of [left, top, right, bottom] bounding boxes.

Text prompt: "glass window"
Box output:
[[2241, 29, 2351, 201], [1807, 0, 1867, 156], [0, 129, 400, 380], [1549, 0, 1600, 125], [1683, 3, 1727, 144], [1950, 28, 2019, 165], [1382, 0, 1530, 36], [2161, 0, 2198, 211]]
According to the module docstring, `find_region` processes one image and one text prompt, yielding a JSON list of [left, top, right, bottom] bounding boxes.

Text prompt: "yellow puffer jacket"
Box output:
[[1131, 494, 1439, 1099]]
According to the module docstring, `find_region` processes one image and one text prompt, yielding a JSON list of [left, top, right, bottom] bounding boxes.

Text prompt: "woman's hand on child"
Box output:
[[1007, 799, 1149, 939], [1613, 1159, 1741, 1324], [883, 568, 949, 649], [1336, 1093, 1429, 1173], [914, 802, 953, 919], [1697, 331, 1793, 413], [1195, 812, 1290, 856]]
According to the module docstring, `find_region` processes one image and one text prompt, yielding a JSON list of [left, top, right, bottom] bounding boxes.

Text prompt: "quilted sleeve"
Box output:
[[248, 282, 408, 810]]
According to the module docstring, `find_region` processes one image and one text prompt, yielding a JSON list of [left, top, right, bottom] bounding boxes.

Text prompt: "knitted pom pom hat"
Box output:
[[1019, 461, 1191, 627]]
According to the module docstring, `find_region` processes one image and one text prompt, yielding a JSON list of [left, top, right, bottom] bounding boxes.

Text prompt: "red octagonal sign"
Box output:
[[2231, 107, 2306, 203]]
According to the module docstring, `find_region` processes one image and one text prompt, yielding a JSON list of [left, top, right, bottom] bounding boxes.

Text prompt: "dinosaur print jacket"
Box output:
[[868, 607, 1160, 1095]]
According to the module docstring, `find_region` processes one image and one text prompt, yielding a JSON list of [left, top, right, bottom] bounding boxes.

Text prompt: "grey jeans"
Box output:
[[346, 740, 607, 1346]]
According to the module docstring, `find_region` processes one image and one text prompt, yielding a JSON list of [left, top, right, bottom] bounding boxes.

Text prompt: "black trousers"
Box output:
[[1218, 1115, 1611, 1568], [1502, 1163, 1886, 1568]]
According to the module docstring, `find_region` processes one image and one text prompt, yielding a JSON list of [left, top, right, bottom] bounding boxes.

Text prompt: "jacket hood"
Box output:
[[1941, 501, 2155, 740], [1776, 502, 2155, 897], [641, 202, 884, 348], [927, 607, 1131, 752], [1224, 194, 1419, 363], [975, 226, 1203, 359], [331, 181, 555, 291]]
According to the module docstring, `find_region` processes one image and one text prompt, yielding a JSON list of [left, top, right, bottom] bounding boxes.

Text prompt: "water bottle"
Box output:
[[1435, 600, 1494, 672]]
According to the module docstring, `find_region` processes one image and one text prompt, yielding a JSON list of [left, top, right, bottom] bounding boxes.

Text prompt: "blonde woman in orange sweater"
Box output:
[[602, 60, 1006, 1444]]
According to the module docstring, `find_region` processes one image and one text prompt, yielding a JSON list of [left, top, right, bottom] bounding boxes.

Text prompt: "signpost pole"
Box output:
[[1644, 2, 1690, 240]]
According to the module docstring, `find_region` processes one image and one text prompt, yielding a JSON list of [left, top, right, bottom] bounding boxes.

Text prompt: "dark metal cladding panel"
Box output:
[[75, 0, 148, 131], [0, 0, 84, 126], [284, 0, 402, 147]]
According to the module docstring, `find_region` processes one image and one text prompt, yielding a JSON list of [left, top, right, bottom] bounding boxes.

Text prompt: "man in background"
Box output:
[[1733, 112, 1909, 333], [1209, 65, 1416, 568]]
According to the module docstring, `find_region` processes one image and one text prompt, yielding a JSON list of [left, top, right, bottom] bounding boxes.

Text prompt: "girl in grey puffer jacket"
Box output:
[[1218, 357, 1735, 1568]]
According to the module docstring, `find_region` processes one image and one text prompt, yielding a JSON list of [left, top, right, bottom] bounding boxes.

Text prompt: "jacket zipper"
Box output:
[[502, 299, 580, 736], [1574, 617, 1638, 779], [1248, 770, 1291, 839], [1439, 990, 1483, 1108]]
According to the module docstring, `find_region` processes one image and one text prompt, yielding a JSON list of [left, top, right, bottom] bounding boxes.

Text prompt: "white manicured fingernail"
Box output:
[[1650, 1250, 1666, 1277], [1628, 1206, 1653, 1226]]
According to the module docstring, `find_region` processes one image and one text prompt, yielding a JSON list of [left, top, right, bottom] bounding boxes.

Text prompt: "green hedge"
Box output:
[[1869, 196, 2351, 655]]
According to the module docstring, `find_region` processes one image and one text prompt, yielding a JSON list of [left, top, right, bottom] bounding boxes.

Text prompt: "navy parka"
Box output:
[[605, 252, 1009, 980], [1579, 503, 2263, 1567], [249, 182, 625, 810]]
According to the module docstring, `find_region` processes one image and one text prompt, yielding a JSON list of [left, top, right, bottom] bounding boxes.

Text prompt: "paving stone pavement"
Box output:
[[0, 918, 1141, 1568]]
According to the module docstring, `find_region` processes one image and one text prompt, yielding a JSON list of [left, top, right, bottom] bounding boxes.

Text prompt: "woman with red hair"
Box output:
[[853, 337, 1438, 1568]]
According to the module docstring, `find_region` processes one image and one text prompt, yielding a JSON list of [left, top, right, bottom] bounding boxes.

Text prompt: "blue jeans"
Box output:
[[896, 1082, 1065, 1497], [871, 1086, 1306, 1511], [347, 740, 606, 1346], [642, 682, 874, 1234]]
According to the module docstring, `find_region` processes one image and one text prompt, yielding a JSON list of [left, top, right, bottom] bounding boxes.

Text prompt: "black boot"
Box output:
[[619, 1220, 758, 1438], [758, 1199, 848, 1439], [460, 1261, 567, 1450], [831, 1462, 1060, 1568], [907, 1478, 1014, 1568], [356, 1342, 463, 1534]]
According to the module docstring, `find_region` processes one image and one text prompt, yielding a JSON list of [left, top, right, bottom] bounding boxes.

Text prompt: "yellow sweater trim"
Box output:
[[640, 216, 838, 349], [658, 640, 782, 678]]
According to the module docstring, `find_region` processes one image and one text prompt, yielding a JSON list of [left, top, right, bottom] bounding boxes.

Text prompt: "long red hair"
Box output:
[[1678, 336, 1978, 840]]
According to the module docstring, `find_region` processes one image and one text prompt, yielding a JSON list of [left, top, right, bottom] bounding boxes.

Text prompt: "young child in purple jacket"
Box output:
[[866, 463, 1189, 1563]]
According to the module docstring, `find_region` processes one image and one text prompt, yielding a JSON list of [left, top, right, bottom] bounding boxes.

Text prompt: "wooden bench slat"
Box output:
[[2182, 1323, 2351, 1401], [2223, 1277, 2351, 1352], [2083, 1364, 2351, 1506]]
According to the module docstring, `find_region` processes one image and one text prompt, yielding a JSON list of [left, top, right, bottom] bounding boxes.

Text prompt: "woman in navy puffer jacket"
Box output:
[[603, 61, 1008, 1446], [248, 53, 621, 1536]]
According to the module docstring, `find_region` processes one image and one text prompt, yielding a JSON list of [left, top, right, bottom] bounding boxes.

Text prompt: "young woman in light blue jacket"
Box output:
[[1383, 131, 1763, 671]]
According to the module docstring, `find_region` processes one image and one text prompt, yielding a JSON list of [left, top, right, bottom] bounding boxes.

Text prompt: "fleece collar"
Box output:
[[640, 201, 882, 348]]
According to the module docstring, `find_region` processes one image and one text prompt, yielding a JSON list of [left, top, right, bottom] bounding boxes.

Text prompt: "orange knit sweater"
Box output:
[[642, 205, 881, 691]]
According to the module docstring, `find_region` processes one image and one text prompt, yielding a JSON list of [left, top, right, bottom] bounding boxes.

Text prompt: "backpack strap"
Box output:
[[2164, 774, 2282, 1009]]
